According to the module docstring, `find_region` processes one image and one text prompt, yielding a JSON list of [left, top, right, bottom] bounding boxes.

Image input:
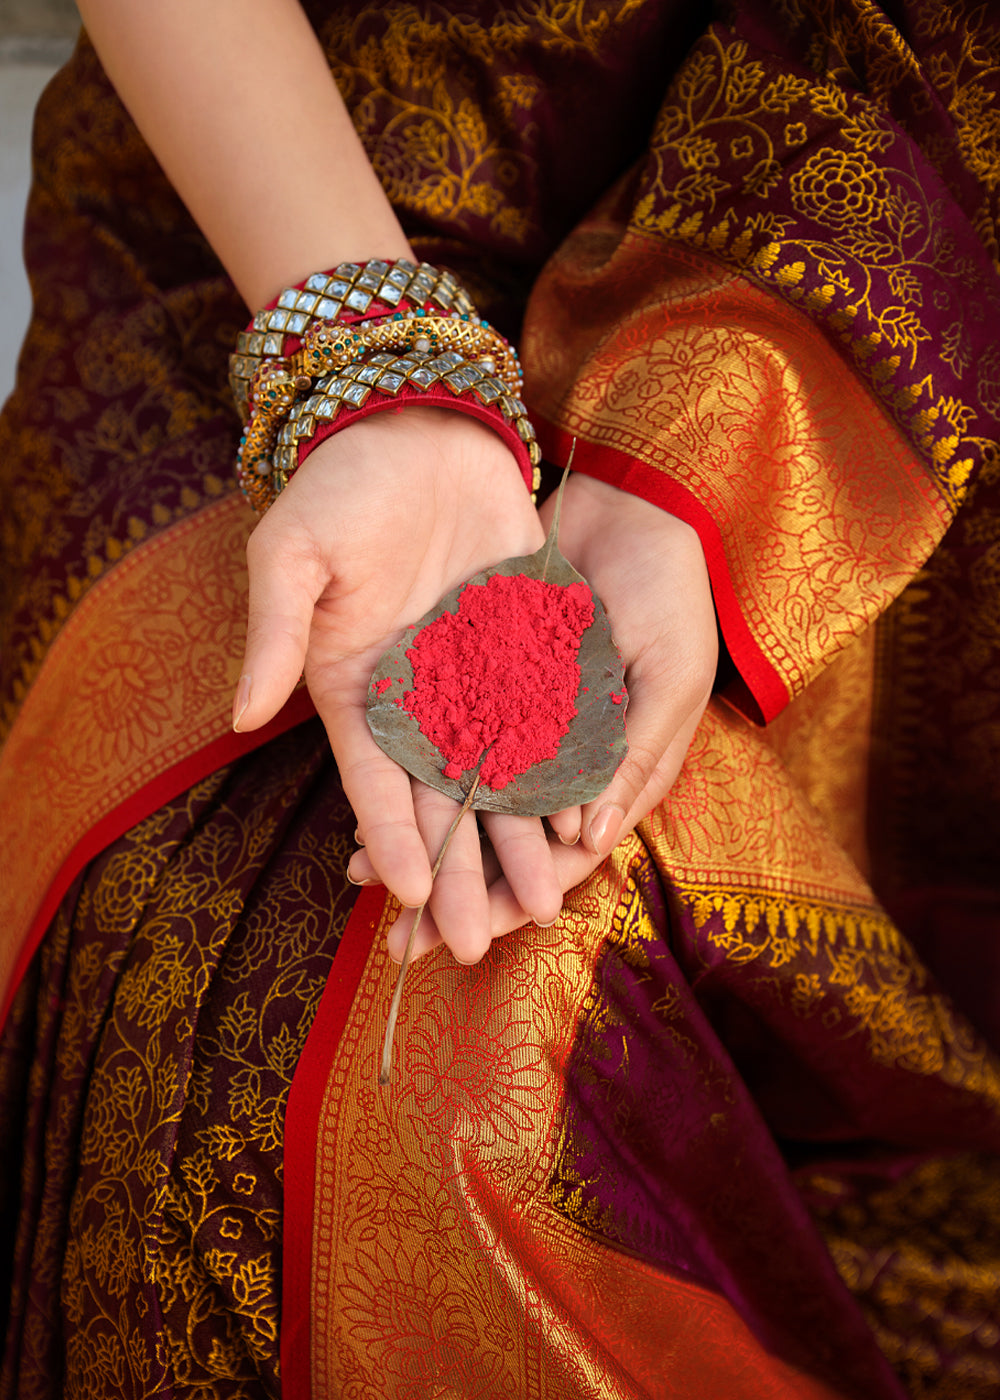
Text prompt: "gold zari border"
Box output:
[[524, 226, 950, 704], [307, 871, 847, 1400], [0, 495, 254, 1015]]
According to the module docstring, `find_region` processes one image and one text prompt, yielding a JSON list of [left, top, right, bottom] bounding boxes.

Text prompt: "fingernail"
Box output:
[[232, 674, 251, 732], [346, 867, 379, 887], [354, 828, 365, 846], [557, 830, 581, 846], [536, 914, 561, 928], [589, 804, 625, 857]]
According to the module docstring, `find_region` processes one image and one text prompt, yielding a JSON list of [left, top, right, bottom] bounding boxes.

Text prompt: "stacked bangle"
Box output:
[[230, 258, 542, 514], [229, 258, 477, 417]]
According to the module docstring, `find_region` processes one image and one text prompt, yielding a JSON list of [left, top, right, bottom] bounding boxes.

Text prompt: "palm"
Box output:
[[239, 407, 548, 933], [238, 417, 719, 965]]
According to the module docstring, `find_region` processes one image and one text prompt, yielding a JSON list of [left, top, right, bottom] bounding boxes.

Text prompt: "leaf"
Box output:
[[367, 465, 628, 1086], [365, 476, 627, 817]]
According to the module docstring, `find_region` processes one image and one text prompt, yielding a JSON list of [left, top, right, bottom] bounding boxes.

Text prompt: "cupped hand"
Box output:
[[485, 471, 719, 933], [233, 407, 564, 950], [353, 470, 721, 963]]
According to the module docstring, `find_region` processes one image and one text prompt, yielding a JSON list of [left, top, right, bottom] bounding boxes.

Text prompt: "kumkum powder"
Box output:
[[402, 572, 595, 789]]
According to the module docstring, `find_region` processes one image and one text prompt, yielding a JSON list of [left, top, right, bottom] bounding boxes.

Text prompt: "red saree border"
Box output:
[[284, 847, 854, 1400], [282, 883, 388, 1397], [0, 493, 316, 1026], [0, 690, 314, 1029], [535, 417, 785, 723]]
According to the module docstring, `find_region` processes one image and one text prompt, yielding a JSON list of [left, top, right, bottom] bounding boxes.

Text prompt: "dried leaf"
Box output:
[[366, 479, 627, 814]]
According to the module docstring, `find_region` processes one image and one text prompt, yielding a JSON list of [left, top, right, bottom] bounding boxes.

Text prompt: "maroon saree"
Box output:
[[3, 2, 1000, 1397]]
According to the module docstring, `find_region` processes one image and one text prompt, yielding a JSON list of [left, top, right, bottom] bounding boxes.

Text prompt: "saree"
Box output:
[[3, 1, 1000, 1396]]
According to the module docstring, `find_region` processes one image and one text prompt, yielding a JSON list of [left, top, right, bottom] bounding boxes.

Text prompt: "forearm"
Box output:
[[76, 0, 412, 306]]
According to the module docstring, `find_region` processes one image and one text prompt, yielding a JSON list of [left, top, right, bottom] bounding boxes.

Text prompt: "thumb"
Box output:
[[232, 523, 326, 732], [580, 653, 712, 857]]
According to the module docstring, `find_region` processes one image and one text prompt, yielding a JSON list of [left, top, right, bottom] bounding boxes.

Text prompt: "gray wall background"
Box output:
[[0, 1, 79, 400], [0, 0, 78, 59]]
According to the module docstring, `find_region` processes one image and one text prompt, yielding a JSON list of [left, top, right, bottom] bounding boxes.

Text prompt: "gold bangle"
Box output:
[[238, 349, 541, 516], [240, 312, 522, 476], [233, 258, 541, 517], [229, 258, 477, 420]]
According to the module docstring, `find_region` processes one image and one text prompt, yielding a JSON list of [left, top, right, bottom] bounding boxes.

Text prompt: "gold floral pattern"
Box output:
[[789, 147, 890, 228], [1, 721, 354, 1400], [803, 1154, 1000, 1400], [305, 868, 850, 1400], [627, 9, 1000, 509], [648, 701, 1000, 1115], [0, 496, 260, 1015], [314, 0, 695, 292]]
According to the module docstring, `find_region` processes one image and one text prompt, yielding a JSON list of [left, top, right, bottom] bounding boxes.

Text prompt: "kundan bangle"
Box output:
[[230, 258, 542, 516], [229, 259, 477, 418]]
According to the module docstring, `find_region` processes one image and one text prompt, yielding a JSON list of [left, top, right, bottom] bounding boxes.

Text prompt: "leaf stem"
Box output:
[[378, 769, 483, 1085], [540, 439, 576, 581]]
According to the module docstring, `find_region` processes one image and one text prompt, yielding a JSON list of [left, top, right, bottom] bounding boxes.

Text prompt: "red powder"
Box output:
[[374, 676, 393, 696], [403, 572, 594, 789]]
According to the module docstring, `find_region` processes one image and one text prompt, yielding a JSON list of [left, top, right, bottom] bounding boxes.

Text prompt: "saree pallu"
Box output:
[[3, 1, 1000, 1397]]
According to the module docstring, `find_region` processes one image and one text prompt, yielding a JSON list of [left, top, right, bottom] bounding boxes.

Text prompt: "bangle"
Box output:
[[229, 258, 477, 421], [238, 351, 540, 515], [283, 353, 536, 497], [240, 312, 523, 484], [231, 259, 542, 515]]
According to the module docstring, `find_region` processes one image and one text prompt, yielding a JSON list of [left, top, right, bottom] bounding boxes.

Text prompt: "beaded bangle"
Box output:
[[232, 258, 542, 515], [235, 351, 538, 514]]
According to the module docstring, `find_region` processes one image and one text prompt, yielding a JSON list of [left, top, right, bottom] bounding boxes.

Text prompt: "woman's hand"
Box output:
[[350, 470, 720, 962], [485, 471, 720, 933], [233, 407, 567, 953]]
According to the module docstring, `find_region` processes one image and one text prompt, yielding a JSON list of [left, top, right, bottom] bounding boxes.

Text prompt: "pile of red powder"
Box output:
[[402, 572, 595, 789]]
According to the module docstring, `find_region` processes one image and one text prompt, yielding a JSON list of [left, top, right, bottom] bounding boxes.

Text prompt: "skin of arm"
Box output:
[[75, 0, 414, 305], [76, 0, 566, 938]]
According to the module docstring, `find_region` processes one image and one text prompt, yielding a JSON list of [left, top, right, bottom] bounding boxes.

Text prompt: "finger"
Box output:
[[580, 642, 713, 857], [487, 874, 550, 937], [485, 834, 600, 936], [479, 812, 563, 927], [483, 875, 530, 936], [479, 835, 501, 885], [546, 805, 583, 847], [343, 753, 435, 908], [383, 785, 490, 964], [304, 640, 437, 907], [346, 848, 381, 886], [412, 782, 492, 964], [386, 902, 445, 963], [582, 686, 707, 857], [235, 520, 327, 731], [322, 701, 433, 910]]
